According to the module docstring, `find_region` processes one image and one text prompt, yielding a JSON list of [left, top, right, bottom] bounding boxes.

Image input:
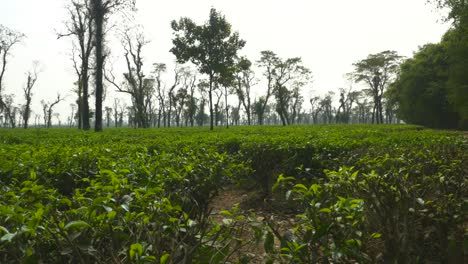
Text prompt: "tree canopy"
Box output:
[[170, 8, 245, 130]]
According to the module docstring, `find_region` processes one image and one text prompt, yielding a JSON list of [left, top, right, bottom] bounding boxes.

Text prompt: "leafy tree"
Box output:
[[257, 51, 311, 126], [430, 0, 468, 22], [390, 42, 460, 128], [352, 50, 402, 124], [235, 57, 256, 125], [171, 8, 245, 130], [444, 24, 468, 128]]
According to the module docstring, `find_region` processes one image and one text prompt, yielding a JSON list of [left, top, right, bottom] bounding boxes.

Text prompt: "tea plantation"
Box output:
[[0, 125, 466, 263]]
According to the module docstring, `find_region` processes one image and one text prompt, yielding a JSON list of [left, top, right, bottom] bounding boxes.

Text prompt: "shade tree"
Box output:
[[171, 8, 245, 130]]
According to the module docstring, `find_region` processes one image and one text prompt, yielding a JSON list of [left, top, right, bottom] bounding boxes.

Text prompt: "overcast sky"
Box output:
[[0, 0, 450, 124]]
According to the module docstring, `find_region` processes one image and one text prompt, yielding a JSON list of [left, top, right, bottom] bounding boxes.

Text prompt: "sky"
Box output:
[[0, 0, 451, 125]]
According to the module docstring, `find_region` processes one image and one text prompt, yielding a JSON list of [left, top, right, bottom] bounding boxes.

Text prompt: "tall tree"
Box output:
[[235, 57, 256, 125], [264, 54, 311, 126], [22, 62, 40, 129], [352, 50, 402, 124], [256, 51, 279, 125], [153, 63, 167, 127], [106, 29, 153, 128], [0, 25, 25, 117], [167, 64, 181, 127], [59, 0, 94, 130], [91, 0, 135, 132], [171, 8, 245, 130]]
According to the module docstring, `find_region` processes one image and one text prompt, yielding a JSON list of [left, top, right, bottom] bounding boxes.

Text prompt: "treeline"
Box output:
[[0, 0, 466, 130], [388, 0, 468, 129]]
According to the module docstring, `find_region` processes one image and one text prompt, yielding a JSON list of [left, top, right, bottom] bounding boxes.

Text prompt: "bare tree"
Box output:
[[2, 94, 17, 128], [0, 25, 25, 117], [22, 61, 40, 129], [104, 106, 112, 127], [167, 64, 181, 127], [91, 0, 136, 132], [184, 69, 197, 127], [59, 0, 95, 130], [256, 51, 279, 125], [153, 63, 167, 127], [106, 29, 153, 128], [69, 103, 77, 127], [41, 94, 64, 128]]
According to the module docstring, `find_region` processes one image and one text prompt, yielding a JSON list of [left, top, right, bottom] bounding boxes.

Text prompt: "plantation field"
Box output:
[[0, 125, 466, 263]]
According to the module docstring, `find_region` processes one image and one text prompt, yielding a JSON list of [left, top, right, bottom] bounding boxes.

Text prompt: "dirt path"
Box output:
[[209, 186, 297, 263]]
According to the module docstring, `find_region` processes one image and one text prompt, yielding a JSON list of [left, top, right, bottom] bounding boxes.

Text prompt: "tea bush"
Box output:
[[0, 125, 465, 263]]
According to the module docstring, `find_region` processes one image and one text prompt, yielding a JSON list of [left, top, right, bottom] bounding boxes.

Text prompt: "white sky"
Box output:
[[0, 0, 450, 124]]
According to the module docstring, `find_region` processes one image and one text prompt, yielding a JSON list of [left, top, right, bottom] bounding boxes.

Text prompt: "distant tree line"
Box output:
[[0, 0, 466, 130]]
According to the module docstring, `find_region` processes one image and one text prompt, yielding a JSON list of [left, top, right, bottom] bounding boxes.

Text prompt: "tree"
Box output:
[[256, 51, 279, 125], [352, 50, 402, 124], [22, 62, 40, 129], [153, 63, 167, 128], [235, 57, 256, 125], [430, 1, 468, 128], [310, 95, 321, 124], [91, 0, 136, 132], [0, 25, 25, 118], [59, 0, 94, 130], [196, 80, 209, 126], [319, 91, 335, 124], [263, 54, 311, 126], [389, 43, 459, 128], [184, 70, 198, 127], [105, 106, 112, 127], [173, 87, 187, 127], [2, 94, 17, 128], [41, 94, 64, 128], [167, 64, 182, 127], [171, 8, 245, 130], [430, 0, 468, 22], [106, 29, 153, 128]]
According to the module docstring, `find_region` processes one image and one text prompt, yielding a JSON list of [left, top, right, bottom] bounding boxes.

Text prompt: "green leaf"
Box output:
[[30, 170, 37, 180], [0, 226, 9, 234], [107, 211, 117, 221], [130, 243, 143, 259], [64, 220, 90, 230], [1, 233, 16, 242], [371, 232, 382, 239], [160, 253, 170, 264], [264, 232, 274, 253], [220, 210, 233, 217], [318, 208, 332, 213], [293, 184, 307, 193], [121, 204, 129, 212]]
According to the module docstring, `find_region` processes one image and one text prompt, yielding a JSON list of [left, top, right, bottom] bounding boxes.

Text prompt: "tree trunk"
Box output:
[[93, 0, 104, 132], [224, 86, 229, 128], [209, 76, 214, 130], [82, 66, 91, 130]]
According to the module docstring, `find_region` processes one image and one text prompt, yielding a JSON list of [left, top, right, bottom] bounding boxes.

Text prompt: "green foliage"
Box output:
[[390, 4, 468, 129], [0, 125, 465, 263], [171, 8, 245, 130]]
